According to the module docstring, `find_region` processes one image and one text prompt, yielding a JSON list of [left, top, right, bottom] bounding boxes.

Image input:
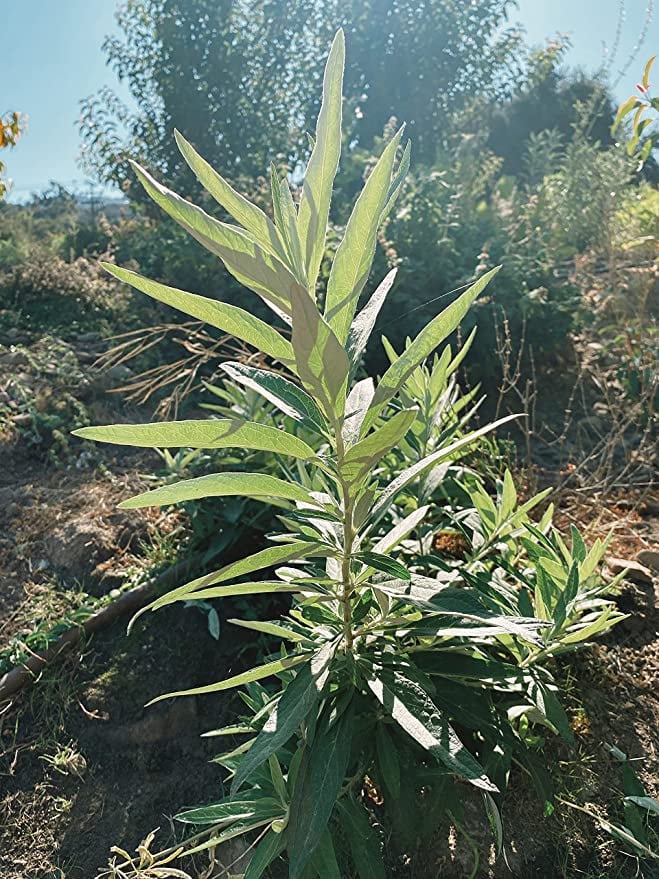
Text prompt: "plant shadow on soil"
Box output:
[[0, 601, 248, 879]]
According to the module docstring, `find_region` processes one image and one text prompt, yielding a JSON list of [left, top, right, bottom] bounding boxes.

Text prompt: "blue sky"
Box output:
[[4, 0, 657, 201]]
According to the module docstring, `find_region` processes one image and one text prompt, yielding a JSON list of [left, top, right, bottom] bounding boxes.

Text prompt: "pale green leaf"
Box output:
[[297, 29, 345, 292], [118, 472, 315, 510], [227, 618, 313, 643], [101, 263, 294, 366], [371, 505, 429, 555], [370, 414, 518, 524], [271, 164, 305, 282], [362, 267, 500, 432], [147, 653, 311, 704], [380, 138, 411, 221], [74, 419, 315, 460], [175, 129, 287, 264], [142, 541, 324, 617], [643, 55, 656, 89], [219, 362, 327, 433], [290, 284, 349, 420], [346, 269, 397, 368], [131, 160, 304, 320], [341, 408, 416, 484], [342, 378, 375, 446], [325, 126, 404, 344]]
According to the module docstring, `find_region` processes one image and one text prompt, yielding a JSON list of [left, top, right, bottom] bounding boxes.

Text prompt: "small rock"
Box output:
[[608, 556, 654, 584], [637, 549, 659, 574]]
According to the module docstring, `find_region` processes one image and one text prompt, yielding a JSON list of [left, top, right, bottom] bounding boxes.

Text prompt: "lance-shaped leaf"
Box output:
[[369, 414, 518, 525], [175, 129, 287, 265], [288, 700, 354, 878], [346, 269, 397, 367], [178, 581, 306, 603], [73, 419, 316, 460], [368, 670, 496, 791], [102, 263, 294, 366], [297, 29, 344, 292], [291, 285, 349, 421], [341, 407, 416, 485], [118, 472, 316, 510], [340, 798, 386, 879], [131, 160, 304, 320], [271, 165, 305, 282], [362, 266, 500, 432], [147, 653, 311, 705], [136, 541, 325, 624], [380, 138, 411, 222], [243, 830, 287, 879], [232, 640, 335, 793], [219, 362, 327, 433], [371, 505, 429, 555], [177, 796, 283, 825], [342, 378, 375, 446], [325, 126, 404, 344]]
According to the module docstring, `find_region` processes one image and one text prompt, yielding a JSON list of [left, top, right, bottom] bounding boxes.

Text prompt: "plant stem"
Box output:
[[335, 425, 355, 652]]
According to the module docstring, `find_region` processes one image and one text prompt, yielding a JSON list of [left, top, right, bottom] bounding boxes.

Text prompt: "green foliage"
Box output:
[[0, 111, 26, 199], [79, 32, 624, 875], [613, 56, 659, 168]]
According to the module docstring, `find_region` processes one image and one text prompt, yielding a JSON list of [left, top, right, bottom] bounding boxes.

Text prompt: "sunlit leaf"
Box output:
[[118, 472, 316, 509], [297, 29, 345, 292], [74, 419, 316, 460]]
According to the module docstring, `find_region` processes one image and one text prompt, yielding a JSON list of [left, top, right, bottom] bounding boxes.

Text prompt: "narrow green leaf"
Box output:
[[271, 164, 305, 282], [368, 670, 497, 791], [227, 618, 313, 643], [325, 126, 404, 344], [311, 830, 342, 879], [219, 362, 327, 433], [232, 641, 335, 793], [362, 267, 500, 432], [74, 419, 315, 460], [175, 129, 287, 264], [297, 29, 345, 292], [346, 269, 397, 368], [370, 414, 519, 524], [341, 408, 416, 484], [288, 701, 354, 878], [101, 263, 294, 366], [355, 552, 410, 581], [147, 653, 311, 705], [177, 797, 283, 825], [181, 581, 304, 603], [243, 829, 287, 879], [380, 138, 411, 221], [371, 505, 429, 555], [340, 797, 385, 879], [131, 160, 303, 320], [642, 55, 656, 89], [147, 541, 324, 614], [290, 284, 349, 420], [118, 472, 315, 510], [375, 724, 401, 799]]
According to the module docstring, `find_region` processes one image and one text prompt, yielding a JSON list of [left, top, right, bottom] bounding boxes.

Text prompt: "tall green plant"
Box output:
[[76, 32, 622, 877]]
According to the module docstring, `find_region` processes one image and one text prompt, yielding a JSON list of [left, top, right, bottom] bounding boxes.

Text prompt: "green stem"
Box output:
[[335, 424, 355, 652]]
